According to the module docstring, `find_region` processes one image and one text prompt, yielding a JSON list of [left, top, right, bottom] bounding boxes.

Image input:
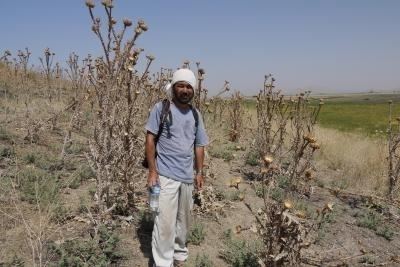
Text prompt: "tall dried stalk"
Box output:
[[84, 0, 156, 220], [255, 75, 322, 189], [39, 48, 56, 102], [227, 91, 244, 142]]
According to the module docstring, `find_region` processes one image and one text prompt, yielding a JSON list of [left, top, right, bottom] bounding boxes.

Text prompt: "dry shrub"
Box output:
[[227, 92, 244, 142], [82, 1, 167, 221], [315, 127, 387, 195], [255, 75, 322, 190]]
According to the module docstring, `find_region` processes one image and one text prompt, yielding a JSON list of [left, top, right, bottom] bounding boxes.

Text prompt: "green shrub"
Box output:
[[22, 150, 63, 171], [219, 229, 259, 267], [195, 253, 214, 267], [208, 143, 235, 161], [68, 165, 95, 189], [254, 183, 264, 198], [49, 225, 123, 266], [330, 179, 349, 190], [0, 127, 11, 141], [359, 255, 375, 265], [357, 210, 380, 231], [376, 225, 394, 241], [0, 145, 14, 158], [276, 175, 290, 189], [19, 167, 59, 206], [245, 150, 259, 166], [24, 153, 36, 164], [51, 203, 71, 224], [225, 189, 244, 202], [270, 187, 284, 202], [188, 222, 206, 245]]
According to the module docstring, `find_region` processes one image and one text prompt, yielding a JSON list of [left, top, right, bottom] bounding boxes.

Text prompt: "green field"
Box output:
[[316, 93, 400, 136], [244, 93, 400, 136]]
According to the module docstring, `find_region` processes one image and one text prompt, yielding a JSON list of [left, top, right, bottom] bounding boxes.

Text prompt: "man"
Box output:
[[145, 68, 209, 267]]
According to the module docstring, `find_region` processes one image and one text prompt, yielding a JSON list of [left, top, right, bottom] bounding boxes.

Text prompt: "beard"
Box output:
[[173, 88, 194, 104]]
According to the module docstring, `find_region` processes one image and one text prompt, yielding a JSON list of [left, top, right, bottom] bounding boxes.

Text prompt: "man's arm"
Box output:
[[145, 131, 159, 187], [194, 146, 205, 190]]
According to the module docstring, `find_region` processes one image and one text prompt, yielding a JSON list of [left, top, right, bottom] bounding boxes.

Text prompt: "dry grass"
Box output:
[[315, 127, 387, 195]]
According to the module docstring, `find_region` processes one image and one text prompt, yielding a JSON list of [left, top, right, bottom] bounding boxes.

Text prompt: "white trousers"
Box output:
[[152, 175, 193, 267]]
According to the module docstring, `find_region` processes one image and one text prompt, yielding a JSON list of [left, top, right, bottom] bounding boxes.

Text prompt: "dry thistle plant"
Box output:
[[66, 52, 90, 101], [255, 74, 323, 190], [83, 0, 159, 224], [227, 91, 244, 142], [387, 100, 400, 200], [193, 61, 207, 111], [39, 47, 56, 102], [245, 158, 333, 266], [245, 162, 311, 266]]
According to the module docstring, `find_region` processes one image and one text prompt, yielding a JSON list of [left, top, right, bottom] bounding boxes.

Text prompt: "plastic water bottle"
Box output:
[[149, 184, 161, 213]]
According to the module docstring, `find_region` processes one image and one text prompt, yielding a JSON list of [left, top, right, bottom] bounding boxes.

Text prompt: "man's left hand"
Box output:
[[195, 173, 204, 190]]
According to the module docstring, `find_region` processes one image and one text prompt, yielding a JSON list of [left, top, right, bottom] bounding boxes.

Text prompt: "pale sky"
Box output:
[[2, 0, 400, 95]]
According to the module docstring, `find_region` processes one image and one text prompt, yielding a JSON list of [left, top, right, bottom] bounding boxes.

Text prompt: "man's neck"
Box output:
[[172, 98, 191, 110]]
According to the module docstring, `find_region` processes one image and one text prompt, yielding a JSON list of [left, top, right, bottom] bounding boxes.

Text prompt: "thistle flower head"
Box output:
[[146, 54, 155, 61], [85, 0, 95, 8], [283, 200, 293, 210], [135, 27, 143, 34], [138, 19, 148, 31], [101, 0, 113, 8], [123, 18, 132, 27], [303, 134, 317, 143], [310, 143, 320, 150], [262, 155, 273, 166], [198, 68, 205, 75]]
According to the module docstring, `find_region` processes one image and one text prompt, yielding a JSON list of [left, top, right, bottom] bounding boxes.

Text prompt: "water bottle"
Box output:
[[149, 184, 161, 213]]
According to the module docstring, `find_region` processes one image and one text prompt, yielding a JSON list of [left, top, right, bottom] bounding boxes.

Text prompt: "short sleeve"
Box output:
[[145, 102, 162, 135], [195, 111, 209, 146]]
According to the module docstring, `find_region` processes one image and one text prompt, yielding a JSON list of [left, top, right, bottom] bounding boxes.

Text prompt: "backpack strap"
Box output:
[[189, 104, 199, 141], [155, 99, 170, 142]]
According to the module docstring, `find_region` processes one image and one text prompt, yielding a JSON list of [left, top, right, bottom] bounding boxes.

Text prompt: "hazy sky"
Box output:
[[2, 0, 400, 95]]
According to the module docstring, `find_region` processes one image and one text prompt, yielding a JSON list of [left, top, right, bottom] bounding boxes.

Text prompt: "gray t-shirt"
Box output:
[[145, 101, 209, 183]]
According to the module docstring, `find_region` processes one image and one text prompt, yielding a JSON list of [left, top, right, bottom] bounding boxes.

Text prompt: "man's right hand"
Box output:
[[147, 170, 159, 188]]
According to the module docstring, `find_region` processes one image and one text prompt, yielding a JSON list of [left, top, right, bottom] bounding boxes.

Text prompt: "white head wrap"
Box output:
[[171, 68, 196, 89]]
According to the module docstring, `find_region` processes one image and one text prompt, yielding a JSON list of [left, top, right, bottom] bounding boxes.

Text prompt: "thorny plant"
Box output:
[[83, 0, 170, 228], [66, 52, 90, 101], [227, 91, 244, 142], [245, 158, 333, 266], [204, 81, 230, 126], [39, 48, 56, 101], [193, 61, 207, 111], [387, 100, 400, 200], [255, 74, 323, 190]]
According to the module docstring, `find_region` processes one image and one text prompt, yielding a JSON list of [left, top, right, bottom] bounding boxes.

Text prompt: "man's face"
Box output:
[[173, 82, 194, 104]]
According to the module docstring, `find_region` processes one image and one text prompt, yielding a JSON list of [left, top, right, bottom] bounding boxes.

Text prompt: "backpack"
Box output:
[[142, 99, 199, 168]]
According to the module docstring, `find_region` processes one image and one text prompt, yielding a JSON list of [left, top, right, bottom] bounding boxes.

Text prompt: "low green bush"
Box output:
[[49, 225, 123, 266], [188, 222, 206, 245], [0, 145, 14, 158], [220, 229, 260, 267], [19, 167, 59, 206], [195, 253, 214, 267], [245, 150, 258, 166]]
